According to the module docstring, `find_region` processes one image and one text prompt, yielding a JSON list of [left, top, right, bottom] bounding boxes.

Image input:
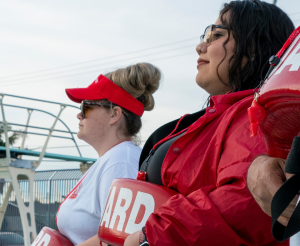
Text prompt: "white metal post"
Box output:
[[0, 182, 13, 229], [9, 167, 36, 246], [20, 109, 33, 150]]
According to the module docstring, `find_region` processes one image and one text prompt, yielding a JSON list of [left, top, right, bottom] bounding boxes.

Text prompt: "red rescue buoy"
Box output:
[[98, 178, 178, 246], [254, 27, 300, 158], [31, 227, 73, 246]]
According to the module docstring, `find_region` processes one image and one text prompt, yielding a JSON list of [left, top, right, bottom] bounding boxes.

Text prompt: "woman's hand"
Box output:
[[247, 155, 298, 226], [124, 230, 140, 246]]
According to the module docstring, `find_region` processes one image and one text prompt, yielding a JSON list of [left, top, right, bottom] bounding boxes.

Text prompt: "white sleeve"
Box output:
[[99, 162, 138, 217]]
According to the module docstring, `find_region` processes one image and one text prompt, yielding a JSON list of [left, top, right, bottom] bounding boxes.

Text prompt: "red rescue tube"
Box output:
[[256, 29, 300, 159], [31, 227, 73, 246], [98, 178, 178, 246]]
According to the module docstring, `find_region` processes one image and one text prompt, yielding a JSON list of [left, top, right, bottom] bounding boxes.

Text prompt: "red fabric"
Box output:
[[145, 89, 288, 246], [65, 75, 144, 116]]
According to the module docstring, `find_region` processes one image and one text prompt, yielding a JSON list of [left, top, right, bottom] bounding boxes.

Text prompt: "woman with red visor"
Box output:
[[56, 63, 161, 245], [123, 1, 295, 246]]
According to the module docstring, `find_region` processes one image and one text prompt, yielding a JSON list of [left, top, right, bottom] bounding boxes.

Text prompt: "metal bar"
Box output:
[[0, 93, 79, 109], [0, 96, 11, 166], [35, 168, 83, 173], [3, 104, 82, 157], [273, 0, 277, 4], [21, 109, 33, 149], [0, 122, 77, 134], [35, 105, 66, 167], [35, 178, 82, 181], [72, 136, 82, 157], [8, 130, 73, 140], [47, 171, 56, 227], [0, 146, 96, 162], [48, 179, 51, 226]]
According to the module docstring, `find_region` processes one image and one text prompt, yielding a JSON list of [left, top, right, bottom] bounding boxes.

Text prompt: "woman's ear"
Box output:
[[110, 106, 123, 125]]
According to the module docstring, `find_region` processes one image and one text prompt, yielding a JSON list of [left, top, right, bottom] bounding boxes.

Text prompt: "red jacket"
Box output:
[[145, 90, 288, 246]]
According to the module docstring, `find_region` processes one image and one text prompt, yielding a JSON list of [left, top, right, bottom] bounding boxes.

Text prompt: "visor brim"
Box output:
[[65, 88, 106, 103]]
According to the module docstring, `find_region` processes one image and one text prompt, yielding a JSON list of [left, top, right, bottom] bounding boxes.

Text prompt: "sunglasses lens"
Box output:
[[200, 35, 204, 44], [204, 25, 213, 45], [80, 101, 85, 118]]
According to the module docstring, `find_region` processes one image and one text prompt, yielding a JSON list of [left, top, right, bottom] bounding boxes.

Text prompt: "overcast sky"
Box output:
[[0, 0, 299, 170]]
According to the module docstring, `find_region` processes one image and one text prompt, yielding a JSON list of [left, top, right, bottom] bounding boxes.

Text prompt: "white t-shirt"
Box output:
[[56, 141, 141, 245]]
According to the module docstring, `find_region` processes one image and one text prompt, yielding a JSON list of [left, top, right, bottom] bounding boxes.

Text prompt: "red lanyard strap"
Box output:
[[257, 26, 300, 92], [269, 26, 300, 67], [276, 26, 300, 60]]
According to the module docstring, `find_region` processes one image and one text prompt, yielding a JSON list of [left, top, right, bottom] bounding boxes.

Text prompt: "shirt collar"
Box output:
[[209, 89, 256, 107]]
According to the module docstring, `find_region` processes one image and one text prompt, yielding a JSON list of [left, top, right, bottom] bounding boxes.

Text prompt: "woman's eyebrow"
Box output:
[[215, 28, 227, 32]]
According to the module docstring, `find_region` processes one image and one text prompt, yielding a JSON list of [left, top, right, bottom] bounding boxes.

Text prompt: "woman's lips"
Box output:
[[197, 58, 209, 69]]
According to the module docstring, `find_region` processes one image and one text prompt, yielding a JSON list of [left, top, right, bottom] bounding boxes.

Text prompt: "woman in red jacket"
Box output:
[[124, 1, 295, 246]]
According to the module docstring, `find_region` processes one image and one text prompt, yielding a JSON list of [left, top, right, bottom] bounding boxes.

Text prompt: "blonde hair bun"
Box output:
[[105, 63, 161, 111]]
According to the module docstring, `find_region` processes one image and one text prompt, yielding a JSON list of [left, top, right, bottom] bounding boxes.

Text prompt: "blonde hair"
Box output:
[[104, 63, 161, 142], [105, 63, 161, 111]]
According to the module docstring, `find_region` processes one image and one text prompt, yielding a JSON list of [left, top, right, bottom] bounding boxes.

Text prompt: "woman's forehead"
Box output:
[[215, 11, 230, 26], [214, 17, 222, 25]]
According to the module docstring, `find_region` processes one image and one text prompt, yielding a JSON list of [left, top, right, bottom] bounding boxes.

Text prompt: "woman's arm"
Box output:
[[76, 235, 109, 246], [124, 231, 140, 246], [76, 235, 99, 246]]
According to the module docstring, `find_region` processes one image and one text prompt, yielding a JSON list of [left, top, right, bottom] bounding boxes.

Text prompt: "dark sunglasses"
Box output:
[[200, 24, 229, 46], [80, 100, 111, 119]]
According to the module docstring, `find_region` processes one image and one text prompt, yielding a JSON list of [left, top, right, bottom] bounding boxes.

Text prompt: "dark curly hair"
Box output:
[[218, 0, 294, 91]]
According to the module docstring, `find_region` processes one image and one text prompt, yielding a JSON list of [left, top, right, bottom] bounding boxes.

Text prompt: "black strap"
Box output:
[[271, 137, 300, 241], [139, 109, 206, 167]]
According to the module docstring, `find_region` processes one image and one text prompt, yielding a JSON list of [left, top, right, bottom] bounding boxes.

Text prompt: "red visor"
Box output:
[[65, 75, 144, 116]]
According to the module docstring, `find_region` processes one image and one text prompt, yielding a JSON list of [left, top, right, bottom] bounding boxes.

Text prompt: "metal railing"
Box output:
[[0, 169, 82, 243], [0, 93, 82, 158], [0, 93, 95, 246]]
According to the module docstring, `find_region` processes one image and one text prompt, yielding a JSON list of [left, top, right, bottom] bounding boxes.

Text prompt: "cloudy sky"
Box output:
[[0, 0, 299, 170]]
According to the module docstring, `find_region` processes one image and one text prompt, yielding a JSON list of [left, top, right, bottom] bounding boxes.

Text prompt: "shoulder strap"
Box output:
[[139, 109, 206, 167], [272, 137, 300, 242]]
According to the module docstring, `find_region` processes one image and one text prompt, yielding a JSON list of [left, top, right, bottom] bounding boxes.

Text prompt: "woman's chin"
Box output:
[[195, 78, 209, 93], [195, 73, 207, 88], [77, 132, 83, 140]]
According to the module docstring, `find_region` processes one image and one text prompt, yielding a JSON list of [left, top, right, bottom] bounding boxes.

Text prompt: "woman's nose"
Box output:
[[196, 42, 207, 55], [77, 112, 83, 120]]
